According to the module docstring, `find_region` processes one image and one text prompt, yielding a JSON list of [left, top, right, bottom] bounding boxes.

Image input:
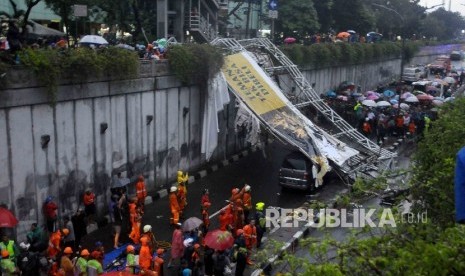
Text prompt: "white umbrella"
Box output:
[[400, 103, 410, 110], [443, 76, 456, 84], [432, 100, 444, 106], [79, 35, 108, 45], [404, 96, 419, 103], [362, 99, 377, 107], [376, 100, 391, 107]]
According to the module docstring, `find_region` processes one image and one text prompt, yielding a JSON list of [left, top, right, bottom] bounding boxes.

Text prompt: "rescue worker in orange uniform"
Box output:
[[242, 185, 252, 224], [177, 170, 189, 214], [218, 210, 230, 231], [243, 219, 257, 265], [48, 228, 68, 259], [135, 175, 147, 213], [154, 248, 165, 276], [128, 197, 141, 244], [200, 189, 210, 214], [224, 201, 235, 229], [141, 225, 157, 255], [139, 236, 154, 274], [233, 199, 245, 232], [169, 186, 181, 225], [201, 202, 211, 233], [229, 187, 244, 203]]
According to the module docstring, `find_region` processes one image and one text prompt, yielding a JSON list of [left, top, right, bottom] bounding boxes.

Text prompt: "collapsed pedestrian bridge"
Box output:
[[211, 38, 396, 182]]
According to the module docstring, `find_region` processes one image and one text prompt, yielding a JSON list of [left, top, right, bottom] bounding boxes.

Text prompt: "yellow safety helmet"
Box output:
[[256, 202, 265, 211]]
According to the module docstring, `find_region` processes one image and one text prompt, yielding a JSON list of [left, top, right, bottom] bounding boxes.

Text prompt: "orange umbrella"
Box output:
[[336, 32, 351, 39]]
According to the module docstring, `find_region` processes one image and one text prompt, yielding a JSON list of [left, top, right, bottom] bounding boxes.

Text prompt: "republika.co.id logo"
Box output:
[[265, 208, 427, 228]]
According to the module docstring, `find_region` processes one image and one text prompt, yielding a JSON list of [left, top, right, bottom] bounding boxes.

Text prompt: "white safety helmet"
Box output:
[[170, 186, 178, 192], [143, 224, 152, 233], [244, 185, 251, 192]]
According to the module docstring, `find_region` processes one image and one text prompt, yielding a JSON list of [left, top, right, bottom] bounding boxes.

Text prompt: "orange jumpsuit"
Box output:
[[224, 203, 235, 226], [243, 192, 252, 212], [202, 208, 210, 229], [170, 192, 180, 224], [136, 177, 147, 209], [47, 230, 61, 258], [233, 205, 244, 231], [128, 202, 140, 244], [177, 184, 187, 211], [243, 224, 257, 250], [219, 211, 231, 231], [154, 255, 164, 276], [139, 236, 152, 271]]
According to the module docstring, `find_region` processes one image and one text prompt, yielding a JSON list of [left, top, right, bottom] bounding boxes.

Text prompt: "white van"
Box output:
[[402, 67, 424, 82]]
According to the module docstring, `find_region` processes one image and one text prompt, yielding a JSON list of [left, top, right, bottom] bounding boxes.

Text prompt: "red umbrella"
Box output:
[[416, 94, 434, 101], [204, 230, 234, 251], [0, 208, 18, 228], [284, 37, 296, 44]]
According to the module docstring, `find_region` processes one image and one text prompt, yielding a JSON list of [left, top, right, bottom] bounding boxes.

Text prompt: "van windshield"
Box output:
[[282, 158, 306, 170]]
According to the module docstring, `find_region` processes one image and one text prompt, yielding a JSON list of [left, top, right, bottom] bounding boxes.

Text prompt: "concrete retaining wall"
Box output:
[[0, 44, 457, 239]]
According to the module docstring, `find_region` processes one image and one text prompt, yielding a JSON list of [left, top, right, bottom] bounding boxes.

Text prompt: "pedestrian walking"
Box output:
[[87, 251, 104, 275], [201, 201, 211, 233], [0, 234, 19, 265]]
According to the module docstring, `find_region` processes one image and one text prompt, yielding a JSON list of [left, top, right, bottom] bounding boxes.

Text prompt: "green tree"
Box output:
[[422, 8, 465, 40], [331, 0, 375, 35], [256, 98, 465, 275], [275, 0, 320, 40], [0, 0, 43, 37]]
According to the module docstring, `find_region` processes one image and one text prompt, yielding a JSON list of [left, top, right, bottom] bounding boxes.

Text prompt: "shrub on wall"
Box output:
[[279, 41, 429, 68], [167, 44, 224, 87], [18, 47, 139, 104]]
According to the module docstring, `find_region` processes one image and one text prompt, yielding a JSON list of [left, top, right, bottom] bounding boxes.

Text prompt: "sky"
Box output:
[[418, 0, 465, 16]]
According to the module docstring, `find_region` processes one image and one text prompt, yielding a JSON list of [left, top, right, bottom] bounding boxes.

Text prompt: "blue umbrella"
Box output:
[[326, 90, 337, 98], [383, 90, 395, 97], [390, 99, 398, 105]]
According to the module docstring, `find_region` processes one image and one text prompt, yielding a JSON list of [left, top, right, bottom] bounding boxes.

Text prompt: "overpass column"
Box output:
[[157, 0, 168, 38]]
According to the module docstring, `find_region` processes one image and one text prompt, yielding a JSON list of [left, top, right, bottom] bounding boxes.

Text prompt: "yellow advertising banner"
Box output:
[[222, 53, 286, 115]]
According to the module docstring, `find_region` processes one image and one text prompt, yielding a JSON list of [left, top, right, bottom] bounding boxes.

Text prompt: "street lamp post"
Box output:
[[372, 3, 405, 113]]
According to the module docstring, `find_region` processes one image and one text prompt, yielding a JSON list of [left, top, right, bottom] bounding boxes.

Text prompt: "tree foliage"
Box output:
[[275, 0, 320, 39], [259, 98, 465, 275]]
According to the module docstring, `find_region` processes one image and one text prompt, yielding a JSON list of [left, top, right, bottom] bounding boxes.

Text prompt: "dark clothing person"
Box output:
[[6, 21, 21, 52], [204, 247, 214, 276], [235, 249, 247, 276], [212, 251, 230, 276], [18, 250, 39, 276]]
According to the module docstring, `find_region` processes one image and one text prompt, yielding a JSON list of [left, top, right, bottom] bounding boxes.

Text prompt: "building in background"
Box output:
[[225, 0, 270, 39]]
